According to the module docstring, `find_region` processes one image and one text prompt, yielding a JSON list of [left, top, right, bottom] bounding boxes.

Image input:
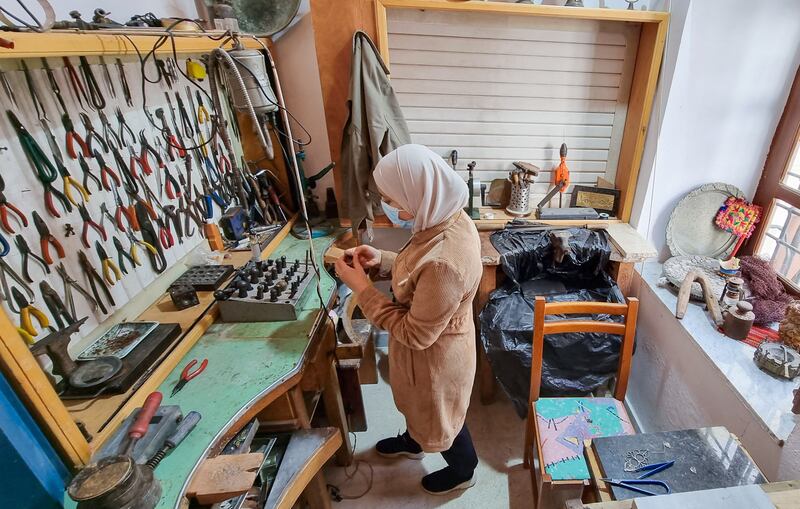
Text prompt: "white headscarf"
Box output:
[[373, 144, 468, 233]]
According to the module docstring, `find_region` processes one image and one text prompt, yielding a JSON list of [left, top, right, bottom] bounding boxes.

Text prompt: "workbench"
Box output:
[[64, 229, 348, 509], [471, 211, 658, 404]]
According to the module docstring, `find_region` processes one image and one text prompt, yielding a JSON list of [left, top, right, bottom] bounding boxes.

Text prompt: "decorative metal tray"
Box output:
[[666, 182, 743, 259]]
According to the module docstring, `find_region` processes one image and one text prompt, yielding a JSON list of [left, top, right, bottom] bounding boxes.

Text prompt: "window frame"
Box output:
[[746, 65, 800, 270]]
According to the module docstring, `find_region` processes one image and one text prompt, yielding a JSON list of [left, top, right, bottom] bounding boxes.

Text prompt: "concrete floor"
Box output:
[[324, 349, 534, 508]]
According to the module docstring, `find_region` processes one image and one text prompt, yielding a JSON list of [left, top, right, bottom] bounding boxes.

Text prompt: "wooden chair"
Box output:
[[523, 296, 639, 508]]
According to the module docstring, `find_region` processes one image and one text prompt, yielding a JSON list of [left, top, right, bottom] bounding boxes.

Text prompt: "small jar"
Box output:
[[720, 277, 744, 310]]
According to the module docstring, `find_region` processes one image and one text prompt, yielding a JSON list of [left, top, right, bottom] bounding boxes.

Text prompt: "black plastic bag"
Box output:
[[479, 228, 626, 418], [491, 227, 611, 283]]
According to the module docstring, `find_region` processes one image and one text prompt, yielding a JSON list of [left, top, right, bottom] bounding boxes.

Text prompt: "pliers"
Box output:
[[162, 205, 183, 244], [98, 110, 121, 151], [177, 195, 203, 239], [0, 249, 35, 313], [54, 158, 90, 206], [135, 202, 167, 273], [156, 217, 174, 249], [137, 130, 165, 176], [196, 90, 211, 125], [95, 241, 122, 285], [163, 166, 181, 200], [128, 147, 149, 179], [61, 113, 89, 160], [78, 154, 103, 194], [111, 186, 136, 232], [79, 112, 108, 155], [77, 251, 115, 314], [32, 211, 65, 265], [113, 236, 139, 274], [55, 262, 99, 316], [0, 175, 28, 234], [155, 108, 186, 160], [62, 56, 88, 111], [78, 203, 107, 248], [125, 230, 158, 267], [6, 112, 71, 218], [93, 149, 121, 191], [114, 107, 136, 147], [11, 286, 49, 337], [39, 280, 74, 329], [14, 234, 50, 282]]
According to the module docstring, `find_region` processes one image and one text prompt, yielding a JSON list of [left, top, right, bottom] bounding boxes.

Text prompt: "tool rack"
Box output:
[[0, 31, 285, 468]]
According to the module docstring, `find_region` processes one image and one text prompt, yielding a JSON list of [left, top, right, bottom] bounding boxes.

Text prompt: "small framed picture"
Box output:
[[569, 185, 620, 216]]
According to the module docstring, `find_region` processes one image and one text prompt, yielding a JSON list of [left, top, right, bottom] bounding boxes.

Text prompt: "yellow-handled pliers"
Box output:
[[55, 157, 90, 206], [196, 90, 210, 125], [94, 241, 122, 285], [11, 286, 49, 337], [125, 230, 158, 266], [16, 327, 34, 345]]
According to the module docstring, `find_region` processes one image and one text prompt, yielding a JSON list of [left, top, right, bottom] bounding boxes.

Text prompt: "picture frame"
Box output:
[[569, 185, 621, 216]]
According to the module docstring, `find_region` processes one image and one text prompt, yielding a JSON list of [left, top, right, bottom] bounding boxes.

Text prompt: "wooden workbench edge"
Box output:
[[87, 219, 296, 450]]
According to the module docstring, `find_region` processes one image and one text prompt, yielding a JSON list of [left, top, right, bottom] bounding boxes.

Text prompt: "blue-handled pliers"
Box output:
[[600, 460, 674, 497]]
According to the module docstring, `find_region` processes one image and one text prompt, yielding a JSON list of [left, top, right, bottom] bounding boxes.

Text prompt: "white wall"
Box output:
[[631, 0, 800, 259], [7, 0, 198, 23], [271, 1, 334, 209]]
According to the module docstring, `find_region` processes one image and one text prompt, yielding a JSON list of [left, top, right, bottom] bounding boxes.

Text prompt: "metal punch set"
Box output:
[[215, 253, 315, 322], [0, 52, 251, 341]]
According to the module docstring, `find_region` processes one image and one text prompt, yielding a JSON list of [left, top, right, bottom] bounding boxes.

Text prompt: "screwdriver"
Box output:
[[146, 410, 202, 469]]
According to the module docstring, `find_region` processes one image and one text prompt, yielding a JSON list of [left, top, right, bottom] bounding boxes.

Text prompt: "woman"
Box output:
[[335, 144, 483, 495]]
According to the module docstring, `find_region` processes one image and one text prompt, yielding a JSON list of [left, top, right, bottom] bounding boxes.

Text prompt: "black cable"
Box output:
[[120, 24, 227, 153]]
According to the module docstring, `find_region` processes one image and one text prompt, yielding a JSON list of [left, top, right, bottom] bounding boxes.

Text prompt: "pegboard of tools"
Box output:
[[0, 49, 246, 350], [214, 255, 315, 322]]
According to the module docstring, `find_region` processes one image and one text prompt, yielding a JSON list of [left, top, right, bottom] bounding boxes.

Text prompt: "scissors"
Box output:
[[171, 358, 208, 397], [600, 461, 674, 497]]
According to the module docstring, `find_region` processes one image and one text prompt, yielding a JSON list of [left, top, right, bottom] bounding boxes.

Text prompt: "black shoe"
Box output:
[[421, 466, 476, 495], [375, 433, 424, 459]]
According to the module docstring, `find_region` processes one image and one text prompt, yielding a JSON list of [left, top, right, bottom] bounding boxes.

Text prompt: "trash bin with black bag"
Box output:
[[479, 226, 628, 418]]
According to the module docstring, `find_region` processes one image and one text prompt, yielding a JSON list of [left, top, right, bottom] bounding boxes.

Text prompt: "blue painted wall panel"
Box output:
[[0, 371, 68, 508]]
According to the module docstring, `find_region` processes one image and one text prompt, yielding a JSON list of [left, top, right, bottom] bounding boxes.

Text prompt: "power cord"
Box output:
[[327, 432, 375, 501]]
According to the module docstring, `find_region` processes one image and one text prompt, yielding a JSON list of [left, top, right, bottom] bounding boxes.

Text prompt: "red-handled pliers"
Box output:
[[0, 175, 28, 234], [32, 211, 65, 265], [170, 358, 208, 397], [93, 149, 121, 191], [78, 203, 107, 248], [156, 217, 174, 249]]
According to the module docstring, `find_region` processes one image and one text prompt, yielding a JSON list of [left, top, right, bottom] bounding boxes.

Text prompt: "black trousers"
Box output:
[[405, 424, 479, 477]]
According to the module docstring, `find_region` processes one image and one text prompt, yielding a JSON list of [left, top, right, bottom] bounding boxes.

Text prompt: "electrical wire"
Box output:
[[326, 432, 375, 501], [241, 35, 313, 147], [121, 19, 230, 153]]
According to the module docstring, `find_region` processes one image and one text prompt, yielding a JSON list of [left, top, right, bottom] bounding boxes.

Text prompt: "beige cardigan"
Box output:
[[359, 211, 483, 451]]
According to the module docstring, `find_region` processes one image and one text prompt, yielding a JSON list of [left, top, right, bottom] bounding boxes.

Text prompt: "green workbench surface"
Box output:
[[65, 233, 338, 509]]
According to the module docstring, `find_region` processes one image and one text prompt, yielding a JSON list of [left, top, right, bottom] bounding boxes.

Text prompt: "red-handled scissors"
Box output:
[[170, 358, 208, 397]]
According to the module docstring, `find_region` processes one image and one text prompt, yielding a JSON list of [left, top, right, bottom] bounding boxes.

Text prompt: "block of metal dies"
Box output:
[[214, 253, 315, 322], [169, 285, 200, 310]]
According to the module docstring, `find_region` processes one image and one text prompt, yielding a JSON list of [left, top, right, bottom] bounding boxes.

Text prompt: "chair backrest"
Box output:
[[529, 296, 639, 403]]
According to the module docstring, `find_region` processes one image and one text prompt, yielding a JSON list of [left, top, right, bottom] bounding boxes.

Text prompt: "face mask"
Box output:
[[381, 201, 414, 229]]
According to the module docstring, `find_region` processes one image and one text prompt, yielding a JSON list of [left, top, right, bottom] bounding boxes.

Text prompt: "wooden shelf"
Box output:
[[0, 30, 265, 59], [265, 427, 342, 509]]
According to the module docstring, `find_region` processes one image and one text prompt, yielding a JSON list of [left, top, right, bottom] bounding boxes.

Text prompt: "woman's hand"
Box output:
[[335, 256, 372, 294], [344, 245, 381, 269]]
